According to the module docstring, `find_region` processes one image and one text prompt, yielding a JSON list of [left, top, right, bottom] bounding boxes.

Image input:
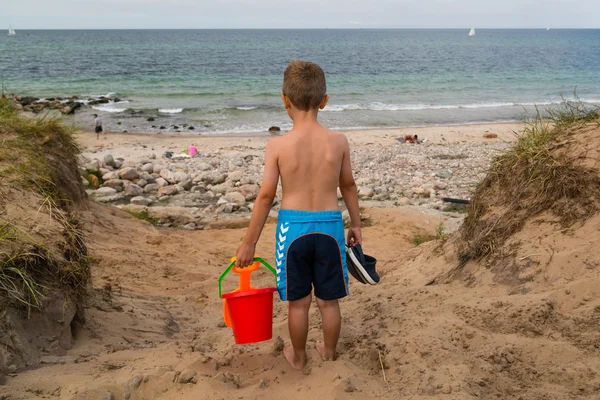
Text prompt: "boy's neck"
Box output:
[[290, 109, 320, 130]]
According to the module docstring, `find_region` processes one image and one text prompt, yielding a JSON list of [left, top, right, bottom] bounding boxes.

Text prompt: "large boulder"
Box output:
[[104, 154, 116, 167], [198, 162, 211, 171], [141, 163, 154, 173], [155, 178, 169, 187], [144, 183, 160, 193], [238, 184, 260, 201], [131, 196, 153, 206], [227, 170, 243, 183], [119, 167, 139, 181], [160, 169, 176, 184], [95, 187, 118, 196], [224, 192, 246, 206], [103, 179, 125, 189], [123, 182, 144, 197], [158, 186, 180, 196]]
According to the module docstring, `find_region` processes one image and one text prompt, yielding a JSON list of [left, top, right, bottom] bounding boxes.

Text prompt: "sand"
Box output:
[[4, 122, 600, 399], [77, 122, 522, 162]]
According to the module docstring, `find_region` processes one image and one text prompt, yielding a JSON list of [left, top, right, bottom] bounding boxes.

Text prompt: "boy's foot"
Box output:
[[315, 341, 336, 361], [283, 345, 307, 370]]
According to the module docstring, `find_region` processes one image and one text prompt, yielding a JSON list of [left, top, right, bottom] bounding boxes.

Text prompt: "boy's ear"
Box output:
[[281, 93, 291, 110], [319, 94, 330, 110]]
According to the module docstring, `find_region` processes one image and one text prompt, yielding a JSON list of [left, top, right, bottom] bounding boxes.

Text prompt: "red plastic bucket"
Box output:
[[222, 287, 277, 344]]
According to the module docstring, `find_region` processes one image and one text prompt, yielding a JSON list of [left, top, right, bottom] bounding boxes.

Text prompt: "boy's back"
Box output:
[[273, 125, 346, 212], [235, 60, 361, 370]]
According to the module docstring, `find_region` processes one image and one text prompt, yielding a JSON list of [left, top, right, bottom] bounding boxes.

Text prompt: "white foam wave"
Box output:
[[92, 105, 127, 113], [159, 108, 184, 114], [322, 99, 600, 112], [236, 106, 258, 110]]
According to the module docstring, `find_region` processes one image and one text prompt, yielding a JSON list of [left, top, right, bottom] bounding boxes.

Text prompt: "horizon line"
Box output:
[[3, 27, 599, 30]]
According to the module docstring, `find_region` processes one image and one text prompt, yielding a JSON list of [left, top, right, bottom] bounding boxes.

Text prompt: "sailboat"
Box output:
[[7, 26, 16, 36], [546, 27, 550, 31], [468, 28, 476, 37]]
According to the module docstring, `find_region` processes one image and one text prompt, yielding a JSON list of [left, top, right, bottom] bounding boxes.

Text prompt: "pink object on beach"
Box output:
[[188, 145, 198, 156]]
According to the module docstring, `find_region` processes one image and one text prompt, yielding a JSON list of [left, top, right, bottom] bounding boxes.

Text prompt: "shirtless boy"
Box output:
[[235, 60, 362, 370]]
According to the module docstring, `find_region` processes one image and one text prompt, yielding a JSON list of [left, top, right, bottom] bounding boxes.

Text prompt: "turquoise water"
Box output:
[[1, 29, 599, 134]]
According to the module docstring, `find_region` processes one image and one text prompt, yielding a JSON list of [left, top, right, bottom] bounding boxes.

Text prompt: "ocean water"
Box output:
[[1, 29, 599, 134]]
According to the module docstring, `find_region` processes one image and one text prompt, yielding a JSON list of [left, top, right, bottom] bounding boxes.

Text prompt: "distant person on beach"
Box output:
[[93, 114, 106, 140], [235, 60, 361, 370], [11, 93, 21, 101], [188, 144, 198, 157]]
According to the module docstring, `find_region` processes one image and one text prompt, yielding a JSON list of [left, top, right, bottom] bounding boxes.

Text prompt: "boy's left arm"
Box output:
[[235, 140, 280, 267]]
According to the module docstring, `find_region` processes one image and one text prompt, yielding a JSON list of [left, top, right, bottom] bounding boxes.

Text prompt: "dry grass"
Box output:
[[0, 99, 90, 312], [457, 97, 600, 264]]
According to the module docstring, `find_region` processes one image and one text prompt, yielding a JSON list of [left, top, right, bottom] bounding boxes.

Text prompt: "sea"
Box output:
[[1, 29, 599, 135]]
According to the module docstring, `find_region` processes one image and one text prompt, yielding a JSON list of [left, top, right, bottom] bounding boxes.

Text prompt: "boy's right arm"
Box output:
[[338, 135, 362, 246]]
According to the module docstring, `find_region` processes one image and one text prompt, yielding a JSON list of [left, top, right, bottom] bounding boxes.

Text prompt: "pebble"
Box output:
[[178, 369, 198, 384], [344, 378, 356, 393]]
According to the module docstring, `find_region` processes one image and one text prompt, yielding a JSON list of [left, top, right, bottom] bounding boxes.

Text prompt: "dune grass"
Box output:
[[412, 223, 449, 246], [458, 96, 600, 263], [0, 99, 90, 312]]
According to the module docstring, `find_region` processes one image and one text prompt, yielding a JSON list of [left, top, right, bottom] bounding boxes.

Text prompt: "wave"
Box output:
[[91, 105, 127, 113], [236, 106, 258, 111], [158, 108, 184, 114], [322, 99, 600, 112]]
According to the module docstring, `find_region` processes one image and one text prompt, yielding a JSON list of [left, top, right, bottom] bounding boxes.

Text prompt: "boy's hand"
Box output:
[[347, 227, 362, 247], [235, 242, 256, 268]]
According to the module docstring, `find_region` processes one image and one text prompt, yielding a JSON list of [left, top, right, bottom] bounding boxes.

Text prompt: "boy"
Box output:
[[235, 60, 362, 370], [93, 114, 106, 140]]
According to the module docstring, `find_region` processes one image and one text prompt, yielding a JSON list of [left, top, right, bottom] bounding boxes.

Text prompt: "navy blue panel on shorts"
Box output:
[[275, 209, 349, 301]]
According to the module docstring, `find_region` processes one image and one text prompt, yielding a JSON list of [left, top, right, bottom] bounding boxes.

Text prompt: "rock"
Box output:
[[198, 162, 211, 171], [131, 196, 153, 206], [96, 187, 118, 196], [212, 173, 227, 185], [103, 179, 125, 189], [173, 172, 191, 184], [483, 133, 498, 139], [412, 187, 427, 195], [147, 117, 155, 122], [95, 193, 126, 203], [103, 392, 114, 400], [155, 177, 169, 187], [358, 186, 375, 198], [160, 126, 166, 130], [224, 192, 246, 206], [123, 183, 144, 197], [227, 170, 243, 183], [188, 126, 195, 130], [398, 197, 411, 205], [119, 167, 140, 181], [238, 184, 260, 201], [433, 181, 447, 190], [139, 172, 154, 182], [128, 375, 143, 391], [136, 179, 148, 188], [160, 169, 177, 184], [344, 378, 356, 393], [441, 385, 452, 394], [104, 154, 116, 167], [217, 197, 228, 206], [0, 372, 6, 386], [158, 186, 179, 196], [144, 183, 160, 193], [435, 170, 453, 179], [180, 180, 194, 191], [268, 126, 281, 133], [86, 174, 100, 188], [81, 177, 90, 187], [141, 163, 154, 173], [152, 164, 165, 175], [178, 369, 197, 384], [210, 182, 229, 195], [273, 336, 285, 353], [374, 186, 388, 194], [183, 223, 196, 230]]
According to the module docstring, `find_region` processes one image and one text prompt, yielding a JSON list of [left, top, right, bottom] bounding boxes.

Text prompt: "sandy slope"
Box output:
[[3, 197, 599, 399]]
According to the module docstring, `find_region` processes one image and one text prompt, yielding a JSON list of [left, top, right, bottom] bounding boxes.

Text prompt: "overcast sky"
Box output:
[[2, 0, 598, 29]]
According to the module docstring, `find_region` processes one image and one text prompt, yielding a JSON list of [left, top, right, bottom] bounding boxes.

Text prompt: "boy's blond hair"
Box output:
[[282, 60, 327, 111]]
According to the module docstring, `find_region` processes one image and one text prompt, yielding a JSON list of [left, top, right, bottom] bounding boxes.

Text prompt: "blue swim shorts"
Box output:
[[275, 209, 349, 301]]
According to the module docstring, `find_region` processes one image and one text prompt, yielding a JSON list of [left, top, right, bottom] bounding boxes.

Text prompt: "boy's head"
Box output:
[[93, 114, 98, 118], [282, 60, 328, 112]]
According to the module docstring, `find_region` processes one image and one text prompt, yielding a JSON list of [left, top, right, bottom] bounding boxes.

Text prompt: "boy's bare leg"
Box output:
[[315, 297, 341, 360], [283, 294, 311, 370]]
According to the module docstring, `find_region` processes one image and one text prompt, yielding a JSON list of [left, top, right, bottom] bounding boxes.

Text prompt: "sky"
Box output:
[[2, 0, 598, 29]]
